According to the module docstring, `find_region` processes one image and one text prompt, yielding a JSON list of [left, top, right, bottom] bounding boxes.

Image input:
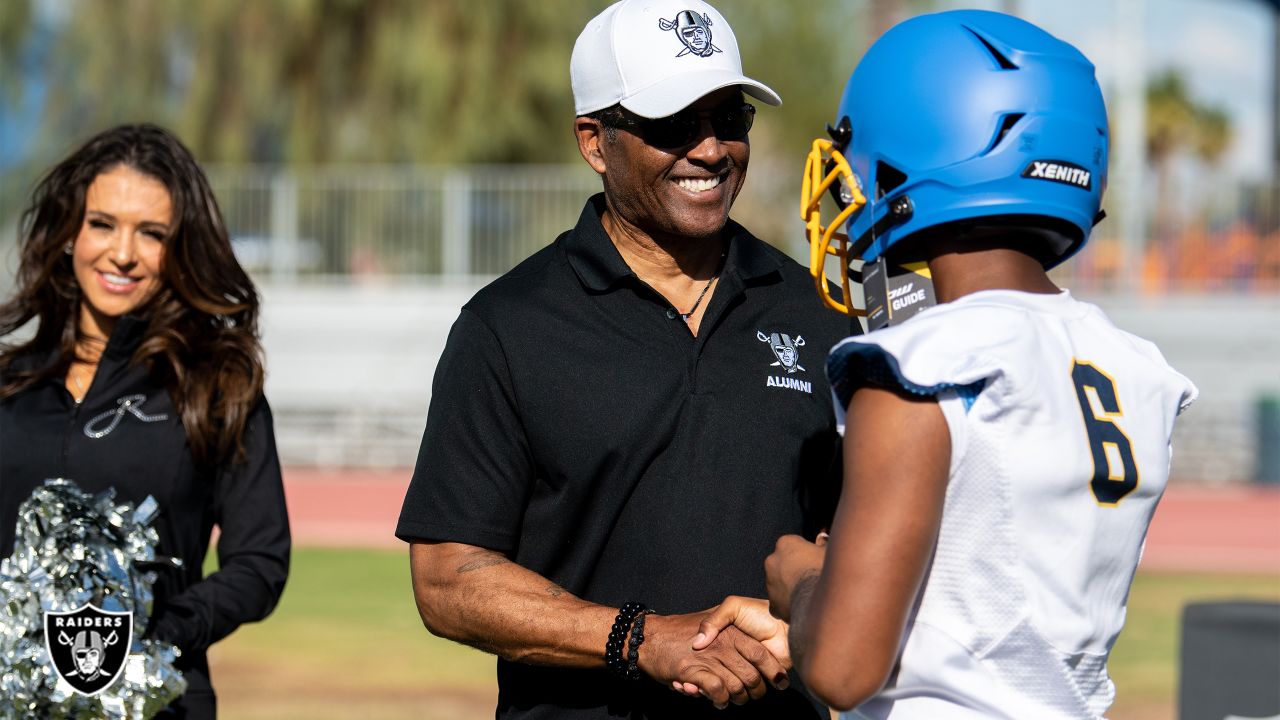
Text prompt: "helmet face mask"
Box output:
[[803, 9, 1109, 318], [801, 121, 867, 316]]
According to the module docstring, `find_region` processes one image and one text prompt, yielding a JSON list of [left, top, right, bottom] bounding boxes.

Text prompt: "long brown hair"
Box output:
[[0, 124, 264, 466]]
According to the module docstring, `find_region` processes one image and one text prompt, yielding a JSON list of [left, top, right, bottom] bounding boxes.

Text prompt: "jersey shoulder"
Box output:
[[826, 296, 1036, 407]]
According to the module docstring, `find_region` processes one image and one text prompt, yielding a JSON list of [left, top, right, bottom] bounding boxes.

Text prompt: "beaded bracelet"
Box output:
[[605, 602, 647, 678], [625, 609, 655, 680]]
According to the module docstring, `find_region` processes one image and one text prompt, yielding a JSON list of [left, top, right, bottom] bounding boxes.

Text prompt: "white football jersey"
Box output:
[[826, 289, 1197, 720]]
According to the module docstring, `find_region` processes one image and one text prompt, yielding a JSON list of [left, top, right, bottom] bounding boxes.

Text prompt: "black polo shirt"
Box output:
[[397, 194, 860, 719]]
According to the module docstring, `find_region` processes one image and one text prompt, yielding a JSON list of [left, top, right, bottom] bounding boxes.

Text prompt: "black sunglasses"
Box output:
[[602, 102, 756, 149]]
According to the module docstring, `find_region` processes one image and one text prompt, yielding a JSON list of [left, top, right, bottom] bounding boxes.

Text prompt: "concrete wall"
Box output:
[[1087, 293, 1280, 483], [260, 283, 1280, 483]]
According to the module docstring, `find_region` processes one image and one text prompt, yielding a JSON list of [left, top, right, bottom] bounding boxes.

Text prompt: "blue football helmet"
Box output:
[[803, 10, 1109, 315]]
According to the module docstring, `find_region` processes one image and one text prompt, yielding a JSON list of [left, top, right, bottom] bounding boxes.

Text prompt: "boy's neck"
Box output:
[[926, 243, 1061, 304]]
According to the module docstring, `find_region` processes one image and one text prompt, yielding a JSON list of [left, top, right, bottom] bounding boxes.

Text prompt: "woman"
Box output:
[[0, 124, 290, 718]]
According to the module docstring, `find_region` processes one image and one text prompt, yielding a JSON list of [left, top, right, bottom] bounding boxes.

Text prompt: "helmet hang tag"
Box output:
[[862, 255, 936, 331]]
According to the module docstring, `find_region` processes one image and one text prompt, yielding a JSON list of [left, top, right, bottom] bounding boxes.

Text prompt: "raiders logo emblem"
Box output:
[[658, 10, 722, 58], [758, 330, 806, 373], [758, 331, 812, 394], [44, 603, 132, 696]]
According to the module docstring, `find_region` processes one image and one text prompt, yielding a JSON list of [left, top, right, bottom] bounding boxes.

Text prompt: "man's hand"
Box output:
[[638, 611, 788, 709], [689, 595, 790, 667], [765, 534, 827, 621], [672, 595, 792, 699]]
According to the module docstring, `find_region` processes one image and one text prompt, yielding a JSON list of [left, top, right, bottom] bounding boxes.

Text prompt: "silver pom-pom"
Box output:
[[0, 479, 187, 719]]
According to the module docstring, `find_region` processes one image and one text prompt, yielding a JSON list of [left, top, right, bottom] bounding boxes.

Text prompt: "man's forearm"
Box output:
[[411, 541, 616, 668], [411, 540, 793, 712]]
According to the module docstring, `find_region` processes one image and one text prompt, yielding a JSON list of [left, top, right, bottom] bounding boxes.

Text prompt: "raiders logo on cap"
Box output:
[[658, 10, 722, 58]]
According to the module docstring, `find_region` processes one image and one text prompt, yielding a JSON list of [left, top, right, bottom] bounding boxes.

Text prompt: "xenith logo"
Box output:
[[758, 331, 812, 394], [1022, 160, 1092, 190], [45, 604, 131, 695]]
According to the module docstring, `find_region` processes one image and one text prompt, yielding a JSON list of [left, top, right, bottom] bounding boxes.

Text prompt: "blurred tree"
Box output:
[[726, 1, 860, 152], [0, 0, 883, 170], [1147, 71, 1231, 167], [0, 0, 31, 107], [3, 0, 606, 165], [1145, 69, 1233, 241], [869, 0, 907, 44]]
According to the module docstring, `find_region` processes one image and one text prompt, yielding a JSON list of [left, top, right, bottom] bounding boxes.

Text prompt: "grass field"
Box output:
[[207, 548, 1280, 720]]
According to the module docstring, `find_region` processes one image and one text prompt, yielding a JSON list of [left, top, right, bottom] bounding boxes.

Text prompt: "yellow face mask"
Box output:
[[801, 137, 867, 316]]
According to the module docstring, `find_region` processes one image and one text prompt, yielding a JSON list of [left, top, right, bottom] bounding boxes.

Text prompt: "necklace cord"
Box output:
[[678, 251, 726, 323], [679, 274, 717, 322]]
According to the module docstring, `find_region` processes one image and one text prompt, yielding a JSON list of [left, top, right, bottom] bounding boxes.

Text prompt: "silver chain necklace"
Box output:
[[678, 252, 726, 323], [679, 274, 718, 323]]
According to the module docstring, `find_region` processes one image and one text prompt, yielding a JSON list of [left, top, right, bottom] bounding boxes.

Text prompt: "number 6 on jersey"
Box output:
[[1071, 361, 1139, 505]]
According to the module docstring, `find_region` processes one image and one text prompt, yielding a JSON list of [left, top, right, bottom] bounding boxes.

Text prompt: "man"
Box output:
[[396, 1, 858, 717], [706, 11, 1194, 719]]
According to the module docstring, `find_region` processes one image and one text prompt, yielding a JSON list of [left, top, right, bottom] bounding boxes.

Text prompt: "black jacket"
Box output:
[[0, 315, 290, 718]]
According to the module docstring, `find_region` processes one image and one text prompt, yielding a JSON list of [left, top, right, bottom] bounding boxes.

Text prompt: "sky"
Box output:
[[1007, 0, 1273, 181]]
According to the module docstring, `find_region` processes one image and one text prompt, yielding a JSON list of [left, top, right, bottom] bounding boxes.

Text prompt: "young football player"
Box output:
[[697, 10, 1196, 719]]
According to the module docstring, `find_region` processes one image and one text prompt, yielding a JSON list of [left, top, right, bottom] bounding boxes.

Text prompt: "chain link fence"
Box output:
[[205, 164, 601, 281], [3, 163, 1276, 292]]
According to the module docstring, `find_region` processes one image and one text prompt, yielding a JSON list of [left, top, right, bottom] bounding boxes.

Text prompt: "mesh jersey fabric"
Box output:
[[826, 289, 1196, 719]]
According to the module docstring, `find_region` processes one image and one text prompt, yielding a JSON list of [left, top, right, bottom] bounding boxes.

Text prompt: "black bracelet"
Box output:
[[625, 609, 654, 681], [605, 601, 646, 677]]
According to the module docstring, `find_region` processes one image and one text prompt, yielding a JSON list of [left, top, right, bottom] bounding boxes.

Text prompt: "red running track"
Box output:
[[283, 468, 410, 550], [283, 468, 1280, 574], [1140, 484, 1280, 573]]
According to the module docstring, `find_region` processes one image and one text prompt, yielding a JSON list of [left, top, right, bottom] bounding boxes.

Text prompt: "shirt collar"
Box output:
[[25, 313, 148, 378], [102, 314, 149, 361], [565, 193, 783, 292], [565, 195, 633, 292]]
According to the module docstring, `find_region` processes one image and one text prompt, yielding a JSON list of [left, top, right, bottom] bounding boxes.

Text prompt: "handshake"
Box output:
[[640, 533, 828, 710]]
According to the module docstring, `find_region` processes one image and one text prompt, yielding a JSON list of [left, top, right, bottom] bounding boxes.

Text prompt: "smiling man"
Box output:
[[396, 1, 859, 718]]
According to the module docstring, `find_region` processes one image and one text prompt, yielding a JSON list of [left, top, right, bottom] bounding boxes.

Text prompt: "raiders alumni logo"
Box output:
[[758, 331, 812, 394], [45, 604, 131, 695], [658, 11, 721, 57], [1022, 159, 1092, 190]]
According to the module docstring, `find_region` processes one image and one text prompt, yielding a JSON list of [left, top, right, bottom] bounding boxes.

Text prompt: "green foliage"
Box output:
[[6, 0, 609, 165], [8, 1, 1238, 253], [721, 0, 864, 157], [1146, 69, 1233, 165], [0, 1, 1240, 175], [0, 0, 869, 167], [0, 0, 31, 106], [0, 0, 879, 247]]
